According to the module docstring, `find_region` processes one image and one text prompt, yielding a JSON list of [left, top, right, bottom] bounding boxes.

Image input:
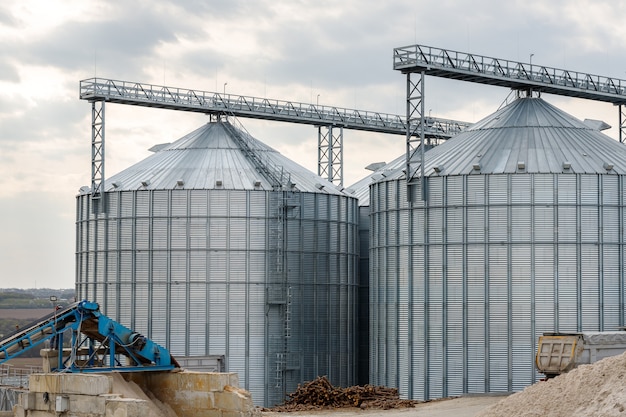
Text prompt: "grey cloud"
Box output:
[[164, 0, 266, 19], [0, 100, 85, 145], [204, 12, 399, 90], [0, 4, 16, 27], [28, 23, 171, 75], [0, 60, 19, 82], [6, 5, 191, 78]]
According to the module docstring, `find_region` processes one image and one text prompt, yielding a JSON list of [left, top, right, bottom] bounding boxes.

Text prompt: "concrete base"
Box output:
[[126, 371, 257, 417], [13, 370, 259, 417]]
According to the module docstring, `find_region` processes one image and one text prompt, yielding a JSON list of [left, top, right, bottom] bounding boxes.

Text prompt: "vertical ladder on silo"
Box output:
[[280, 192, 300, 389], [271, 192, 300, 393], [269, 190, 286, 391], [285, 286, 292, 339], [221, 113, 291, 395], [281, 191, 300, 346]]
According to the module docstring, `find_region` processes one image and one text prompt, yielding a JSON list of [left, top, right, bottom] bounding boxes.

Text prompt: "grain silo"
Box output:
[[369, 97, 626, 400], [75, 119, 359, 406]]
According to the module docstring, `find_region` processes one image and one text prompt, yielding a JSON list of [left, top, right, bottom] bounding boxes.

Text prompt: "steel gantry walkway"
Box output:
[[393, 43, 626, 196], [79, 77, 470, 199]]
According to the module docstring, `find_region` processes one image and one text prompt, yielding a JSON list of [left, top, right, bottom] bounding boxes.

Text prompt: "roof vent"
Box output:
[[215, 179, 223, 187], [253, 179, 261, 187], [562, 162, 571, 170], [148, 143, 171, 152], [315, 183, 325, 190], [517, 161, 525, 170], [604, 162, 614, 171], [79, 186, 91, 194], [433, 165, 444, 173], [112, 181, 122, 189], [141, 180, 150, 187], [472, 163, 481, 171], [583, 119, 611, 131], [176, 179, 185, 187], [365, 162, 387, 171]]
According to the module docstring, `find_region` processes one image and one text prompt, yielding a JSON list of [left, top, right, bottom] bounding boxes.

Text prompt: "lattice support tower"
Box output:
[[90, 100, 105, 202], [405, 71, 428, 200], [317, 125, 344, 186]]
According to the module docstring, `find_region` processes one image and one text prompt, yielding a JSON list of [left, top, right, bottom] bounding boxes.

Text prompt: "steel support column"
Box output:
[[406, 71, 426, 200], [618, 104, 626, 143], [317, 125, 344, 186], [91, 100, 105, 199]]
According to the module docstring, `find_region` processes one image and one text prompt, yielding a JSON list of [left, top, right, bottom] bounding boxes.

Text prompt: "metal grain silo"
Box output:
[[75, 119, 359, 406], [369, 97, 626, 400]]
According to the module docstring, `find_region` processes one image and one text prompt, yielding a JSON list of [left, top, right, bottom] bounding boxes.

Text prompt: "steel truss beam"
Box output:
[[80, 78, 468, 137], [394, 44, 626, 105], [91, 100, 105, 199], [80, 77, 469, 190], [317, 125, 344, 186]]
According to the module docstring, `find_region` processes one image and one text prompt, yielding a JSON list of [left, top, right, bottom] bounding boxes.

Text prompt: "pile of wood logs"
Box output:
[[266, 376, 422, 411]]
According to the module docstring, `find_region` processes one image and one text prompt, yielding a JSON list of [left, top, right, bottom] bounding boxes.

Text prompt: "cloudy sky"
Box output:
[[1, 0, 625, 289]]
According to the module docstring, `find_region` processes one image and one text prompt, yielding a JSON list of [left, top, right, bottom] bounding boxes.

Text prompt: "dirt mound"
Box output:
[[265, 376, 421, 412], [477, 350, 626, 417]]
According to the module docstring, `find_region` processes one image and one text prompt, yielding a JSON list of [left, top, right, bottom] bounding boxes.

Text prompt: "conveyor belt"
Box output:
[[0, 301, 178, 372], [0, 303, 80, 361]]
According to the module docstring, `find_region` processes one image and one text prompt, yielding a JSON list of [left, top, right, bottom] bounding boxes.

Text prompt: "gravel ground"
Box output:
[[261, 395, 508, 417]]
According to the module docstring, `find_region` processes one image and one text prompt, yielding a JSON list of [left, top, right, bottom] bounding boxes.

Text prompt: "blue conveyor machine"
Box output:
[[0, 300, 179, 372]]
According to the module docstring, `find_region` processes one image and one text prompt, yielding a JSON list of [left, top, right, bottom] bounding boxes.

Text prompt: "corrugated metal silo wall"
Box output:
[[369, 173, 625, 400], [357, 205, 370, 385], [76, 188, 359, 406]]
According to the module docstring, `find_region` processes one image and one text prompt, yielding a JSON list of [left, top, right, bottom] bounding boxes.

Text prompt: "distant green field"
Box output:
[[0, 289, 74, 309]]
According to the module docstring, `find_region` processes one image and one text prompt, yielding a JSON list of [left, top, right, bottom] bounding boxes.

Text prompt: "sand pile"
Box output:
[[110, 372, 178, 417], [477, 350, 626, 417]]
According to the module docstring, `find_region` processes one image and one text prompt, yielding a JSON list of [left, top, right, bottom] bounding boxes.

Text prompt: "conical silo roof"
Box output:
[[97, 120, 346, 194], [382, 97, 626, 180]]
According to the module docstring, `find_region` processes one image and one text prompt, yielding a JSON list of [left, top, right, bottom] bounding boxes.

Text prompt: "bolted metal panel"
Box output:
[[76, 188, 358, 407], [603, 246, 621, 329], [370, 171, 626, 401]]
